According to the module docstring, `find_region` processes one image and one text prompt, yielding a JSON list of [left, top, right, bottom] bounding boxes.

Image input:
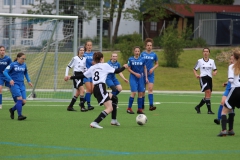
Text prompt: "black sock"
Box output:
[[228, 113, 235, 131], [197, 98, 205, 108], [111, 103, 117, 119], [69, 96, 77, 107], [221, 115, 227, 131], [205, 98, 211, 112], [80, 96, 85, 107], [94, 111, 108, 123]]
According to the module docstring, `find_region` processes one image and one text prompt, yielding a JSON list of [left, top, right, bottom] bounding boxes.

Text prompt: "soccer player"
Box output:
[[141, 38, 158, 111], [83, 41, 94, 110], [126, 46, 148, 114], [217, 49, 240, 136], [64, 46, 88, 112], [214, 54, 234, 125], [0, 45, 12, 109], [193, 48, 217, 114], [67, 52, 128, 129], [106, 52, 129, 106], [3, 52, 33, 120]]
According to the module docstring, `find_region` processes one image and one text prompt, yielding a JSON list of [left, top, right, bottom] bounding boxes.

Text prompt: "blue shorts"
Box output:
[[106, 78, 120, 87], [129, 74, 145, 92], [10, 82, 26, 99], [0, 77, 10, 87], [83, 77, 92, 83], [144, 73, 154, 84]]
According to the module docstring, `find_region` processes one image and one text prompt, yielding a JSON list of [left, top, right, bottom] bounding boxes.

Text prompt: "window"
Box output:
[[22, 0, 34, 5], [21, 19, 33, 39], [3, 18, 15, 38], [150, 22, 157, 31], [4, 0, 16, 5], [97, 19, 109, 37]]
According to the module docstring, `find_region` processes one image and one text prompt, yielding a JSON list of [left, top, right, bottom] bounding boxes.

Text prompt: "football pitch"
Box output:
[[0, 92, 240, 160]]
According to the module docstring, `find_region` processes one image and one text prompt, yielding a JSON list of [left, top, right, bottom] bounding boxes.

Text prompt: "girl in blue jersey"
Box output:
[[214, 54, 234, 125], [83, 41, 94, 110], [141, 38, 158, 111], [0, 45, 12, 109], [3, 53, 33, 120], [127, 47, 148, 114], [106, 53, 128, 99]]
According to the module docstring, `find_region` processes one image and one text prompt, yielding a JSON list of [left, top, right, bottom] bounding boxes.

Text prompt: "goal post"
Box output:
[[0, 13, 78, 101]]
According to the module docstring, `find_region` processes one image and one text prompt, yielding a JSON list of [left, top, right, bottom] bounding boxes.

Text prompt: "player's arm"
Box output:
[[24, 68, 33, 87], [213, 69, 217, 76], [119, 72, 129, 83], [3, 65, 14, 85], [114, 66, 126, 74], [193, 69, 200, 79], [149, 60, 159, 74], [128, 67, 141, 78], [144, 65, 149, 83]]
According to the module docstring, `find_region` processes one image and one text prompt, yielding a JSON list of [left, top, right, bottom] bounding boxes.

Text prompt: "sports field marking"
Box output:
[[1, 142, 240, 159]]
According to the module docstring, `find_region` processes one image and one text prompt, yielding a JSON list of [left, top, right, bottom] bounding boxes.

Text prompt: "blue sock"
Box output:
[[0, 94, 2, 105], [142, 96, 145, 107], [138, 98, 142, 109], [12, 96, 17, 103], [16, 100, 23, 116], [116, 90, 120, 95], [85, 93, 91, 106], [128, 97, 134, 108], [218, 105, 223, 120], [112, 91, 117, 96], [148, 94, 154, 106]]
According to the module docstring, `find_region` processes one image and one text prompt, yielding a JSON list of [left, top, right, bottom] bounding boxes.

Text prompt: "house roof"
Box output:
[[166, 4, 240, 18]]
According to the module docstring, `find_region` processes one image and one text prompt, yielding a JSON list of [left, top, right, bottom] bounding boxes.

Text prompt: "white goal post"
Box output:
[[0, 13, 78, 101]]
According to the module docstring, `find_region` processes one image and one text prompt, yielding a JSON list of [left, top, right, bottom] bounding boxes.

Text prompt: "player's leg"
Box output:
[[137, 91, 144, 114], [84, 78, 94, 110], [137, 76, 145, 114], [109, 93, 120, 126], [218, 105, 229, 136], [0, 84, 3, 109], [127, 77, 137, 114], [195, 77, 207, 113], [148, 82, 156, 111], [214, 96, 226, 125], [205, 89, 214, 114], [79, 85, 87, 112]]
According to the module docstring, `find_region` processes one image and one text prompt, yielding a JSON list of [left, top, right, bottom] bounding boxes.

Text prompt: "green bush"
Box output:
[[161, 20, 184, 68]]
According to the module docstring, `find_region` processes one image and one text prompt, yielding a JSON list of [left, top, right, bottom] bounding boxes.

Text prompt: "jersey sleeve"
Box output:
[[83, 66, 92, 78], [67, 57, 75, 68], [105, 63, 115, 73], [212, 60, 217, 70], [194, 60, 200, 70], [154, 53, 158, 61], [24, 65, 31, 82], [228, 64, 234, 83], [3, 64, 12, 81]]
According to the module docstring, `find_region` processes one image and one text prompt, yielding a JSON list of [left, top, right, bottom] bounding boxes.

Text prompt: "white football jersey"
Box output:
[[194, 58, 217, 78], [84, 63, 115, 85], [228, 64, 240, 88], [68, 56, 86, 72]]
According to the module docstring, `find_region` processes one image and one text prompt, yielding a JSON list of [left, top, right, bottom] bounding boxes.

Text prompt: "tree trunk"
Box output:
[[112, 0, 126, 44]]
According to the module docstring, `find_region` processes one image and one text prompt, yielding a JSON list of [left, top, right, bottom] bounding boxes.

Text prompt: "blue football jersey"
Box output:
[[3, 61, 31, 83], [0, 55, 12, 77], [106, 60, 121, 80], [140, 51, 158, 72], [128, 56, 145, 75], [84, 51, 94, 69]]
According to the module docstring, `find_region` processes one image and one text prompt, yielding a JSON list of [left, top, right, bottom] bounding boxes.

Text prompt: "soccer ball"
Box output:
[[136, 114, 147, 125]]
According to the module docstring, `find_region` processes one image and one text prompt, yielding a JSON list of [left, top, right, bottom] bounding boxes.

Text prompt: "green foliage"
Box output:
[[115, 33, 144, 63], [161, 21, 184, 68]]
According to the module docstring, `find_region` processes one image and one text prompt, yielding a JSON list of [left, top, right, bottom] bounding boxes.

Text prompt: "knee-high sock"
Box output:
[[94, 111, 108, 123], [69, 96, 77, 107], [0, 94, 2, 105], [142, 96, 145, 108], [16, 100, 23, 116], [85, 93, 91, 107], [128, 97, 134, 108], [228, 113, 235, 131], [217, 105, 223, 120], [148, 94, 154, 106], [111, 103, 117, 119], [197, 98, 205, 108], [221, 115, 227, 131], [205, 98, 212, 112], [138, 97, 142, 109]]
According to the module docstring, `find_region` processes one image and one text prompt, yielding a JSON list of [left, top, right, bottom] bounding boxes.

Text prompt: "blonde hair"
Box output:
[[233, 48, 240, 75], [144, 38, 153, 46]]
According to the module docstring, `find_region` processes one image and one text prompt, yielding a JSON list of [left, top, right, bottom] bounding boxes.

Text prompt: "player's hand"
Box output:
[[124, 79, 129, 83], [64, 76, 69, 81], [149, 68, 154, 74], [146, 78, 149, 84], [213, 71, 217, 76], [223, 82, 227, 87], [135, 73, 141, 78], [195, 74, 200, 79], [28, 82, 33, 87], [123, 64, 128, 69], [10, 80, 14, 86]]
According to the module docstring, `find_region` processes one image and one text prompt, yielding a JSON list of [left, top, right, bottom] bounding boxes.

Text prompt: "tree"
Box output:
[[195, 0, 234, 5]]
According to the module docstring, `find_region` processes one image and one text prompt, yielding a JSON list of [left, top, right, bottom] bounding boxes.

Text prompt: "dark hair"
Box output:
[[144, 38, 154, 46], [93, 52, 103, 63], [0, 45, 5, 49], [133, 46, 141, 52], [203, 48, 210, 53], [14, 52, 25, 62]]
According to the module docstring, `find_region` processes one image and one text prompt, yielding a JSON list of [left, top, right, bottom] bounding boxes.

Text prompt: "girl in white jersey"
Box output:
[[64, 46, 87, 112], [193, 48, 217, 114], [67, 52, 128, 129], [218, 49, 240, 137]]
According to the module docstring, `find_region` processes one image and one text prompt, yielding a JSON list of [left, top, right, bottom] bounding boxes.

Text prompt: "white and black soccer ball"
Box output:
[[136, 114, 147, 125]]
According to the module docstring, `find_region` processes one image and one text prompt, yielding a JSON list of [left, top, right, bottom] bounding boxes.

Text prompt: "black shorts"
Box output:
[[199, 76, 212, 92], [73, 71, 84, 89], [93, 83, 110, 106], [225, 87, 240, 110]]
